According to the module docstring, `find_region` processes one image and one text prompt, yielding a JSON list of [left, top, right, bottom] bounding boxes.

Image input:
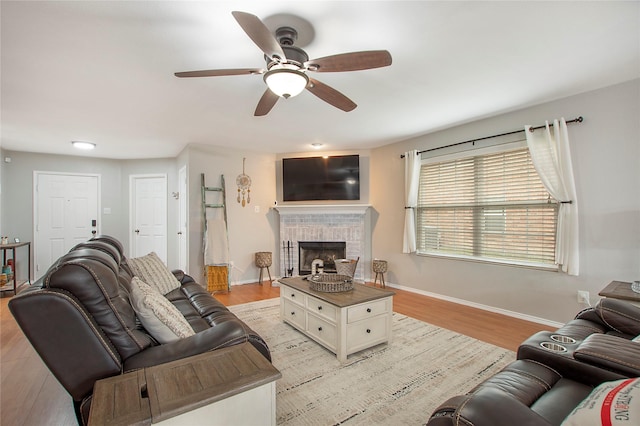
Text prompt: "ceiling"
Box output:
[[2, 1, 638, 160]]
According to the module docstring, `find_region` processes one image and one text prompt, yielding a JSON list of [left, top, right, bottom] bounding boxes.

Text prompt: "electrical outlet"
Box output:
[[577, 290, 590, 304]]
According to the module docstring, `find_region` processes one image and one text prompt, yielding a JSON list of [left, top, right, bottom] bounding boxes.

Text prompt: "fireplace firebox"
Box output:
[[298, 241, 346, 275]]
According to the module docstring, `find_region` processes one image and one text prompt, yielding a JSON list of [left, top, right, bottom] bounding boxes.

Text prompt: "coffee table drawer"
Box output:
[[306, 295, 337, 322], [281, 285, 306, 306], [282, 299, 306, 329], [346, 315, 389, 353], [347, 299, 389, 324], [307, 313, 337, 350]]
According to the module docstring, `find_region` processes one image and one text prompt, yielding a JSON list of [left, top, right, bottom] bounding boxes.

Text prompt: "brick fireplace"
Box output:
[[275, 205, 370, 280], [298, 241, 346, 275]]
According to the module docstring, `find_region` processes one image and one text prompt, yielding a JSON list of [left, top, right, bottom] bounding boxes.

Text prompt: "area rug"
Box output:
[[229, 298, 514, 425]]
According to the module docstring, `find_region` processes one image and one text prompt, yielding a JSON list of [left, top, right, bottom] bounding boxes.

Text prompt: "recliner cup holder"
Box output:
[[550, 335, 576, 344], [540, 341, 567, 353]]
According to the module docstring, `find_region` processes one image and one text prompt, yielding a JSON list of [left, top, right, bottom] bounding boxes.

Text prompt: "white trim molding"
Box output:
[[385, 281, 564, 329], [274, 204, 371, 215]]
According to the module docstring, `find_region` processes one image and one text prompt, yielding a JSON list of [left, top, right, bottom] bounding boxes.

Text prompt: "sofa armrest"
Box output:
[[517, 331, 627, 386], [427, 388, 551, 426], [574, 333, 640, 377], [171, 269, 196, 285], [9, 289, 122, 401], [123, 318, 269, 372]]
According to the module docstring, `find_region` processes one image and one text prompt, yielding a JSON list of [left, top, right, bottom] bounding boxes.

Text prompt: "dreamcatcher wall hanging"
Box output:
[[236, 157, 251, 207]]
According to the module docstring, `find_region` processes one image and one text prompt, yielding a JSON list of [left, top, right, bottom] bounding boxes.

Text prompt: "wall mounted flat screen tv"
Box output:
[[283, 155, 360, 201]]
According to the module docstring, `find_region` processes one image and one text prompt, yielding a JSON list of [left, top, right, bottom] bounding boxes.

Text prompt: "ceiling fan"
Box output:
[[175, 11, 392, 116]]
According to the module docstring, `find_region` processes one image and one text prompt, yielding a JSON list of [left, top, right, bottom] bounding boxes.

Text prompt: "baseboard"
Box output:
[[384, 281, 564, 329], [229, 277, 563, 328], [230, 279, 280, 286]]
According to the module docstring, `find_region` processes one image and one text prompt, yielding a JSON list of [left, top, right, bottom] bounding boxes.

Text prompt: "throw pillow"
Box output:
[[129, 277, 195, 344], [561, 378, 640, 425], [129, 252, 180, 295]]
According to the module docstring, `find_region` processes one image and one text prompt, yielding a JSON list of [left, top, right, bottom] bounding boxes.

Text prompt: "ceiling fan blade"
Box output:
[[254, 89, 280, 116], [174, 68, 263, 78], [305, 50, 392, 72], [232, 11, 286, 61], [306, 78, 357, 112]]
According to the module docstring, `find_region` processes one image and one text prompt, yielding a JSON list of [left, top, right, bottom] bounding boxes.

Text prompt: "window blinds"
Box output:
[[416, 147, 558, 265]]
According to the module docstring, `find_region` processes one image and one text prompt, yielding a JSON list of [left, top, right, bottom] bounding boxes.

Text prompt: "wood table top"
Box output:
[[279, 276, 395, 308], [599, 280, 640, 302], [89, 343, 281, 425]]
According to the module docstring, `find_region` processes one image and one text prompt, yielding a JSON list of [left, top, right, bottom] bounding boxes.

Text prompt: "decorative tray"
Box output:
[[308, 274, 354, 293]]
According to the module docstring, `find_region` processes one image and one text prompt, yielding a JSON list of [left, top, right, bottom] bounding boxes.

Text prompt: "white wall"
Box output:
[[370, 79, 640, 324], [2, 80, 637, 323], [0, 151, 179, 271], [185, 144, 277, 285]]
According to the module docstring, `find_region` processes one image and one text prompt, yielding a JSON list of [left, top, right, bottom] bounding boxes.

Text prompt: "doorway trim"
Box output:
[[177, 165, 188, 273]]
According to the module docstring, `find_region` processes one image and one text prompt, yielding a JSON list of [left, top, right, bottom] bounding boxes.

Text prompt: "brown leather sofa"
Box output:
[[9, 235, 270, 425], [550, 297, 640, 341], [516, 297, 640, 383], [427, 297, 640, 425]]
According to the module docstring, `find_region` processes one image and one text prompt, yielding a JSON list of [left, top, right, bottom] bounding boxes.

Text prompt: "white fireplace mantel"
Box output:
[[274, 204, 371, 215], [275, 204, 371, 279]]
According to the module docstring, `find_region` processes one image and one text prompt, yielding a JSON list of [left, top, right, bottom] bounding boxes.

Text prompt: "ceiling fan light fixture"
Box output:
[[264, 66, 309, 99]]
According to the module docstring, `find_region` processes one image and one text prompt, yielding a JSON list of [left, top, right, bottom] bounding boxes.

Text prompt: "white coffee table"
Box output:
[[279, 276, 395, 363]]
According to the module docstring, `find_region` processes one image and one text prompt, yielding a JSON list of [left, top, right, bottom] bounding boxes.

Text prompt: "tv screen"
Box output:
[[283, 155, 360, 201]]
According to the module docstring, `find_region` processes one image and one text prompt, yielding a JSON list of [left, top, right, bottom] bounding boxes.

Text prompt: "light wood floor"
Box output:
[[1, 282, 555, 425]]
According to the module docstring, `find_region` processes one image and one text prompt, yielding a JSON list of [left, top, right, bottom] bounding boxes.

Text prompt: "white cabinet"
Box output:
[[279, 280, 394, 363]]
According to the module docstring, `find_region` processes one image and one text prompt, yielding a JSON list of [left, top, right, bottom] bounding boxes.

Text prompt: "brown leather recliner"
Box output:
[[517, 297, 640, 383], [427, 358, 613, 426], [9, 236, 270, 425], [427, 298, 640, 425], [552, 297, 640, 341]]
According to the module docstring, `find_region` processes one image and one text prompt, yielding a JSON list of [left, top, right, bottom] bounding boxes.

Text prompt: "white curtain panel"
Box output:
[[525, 118, 579, 275], [403, 150, 421, 253]]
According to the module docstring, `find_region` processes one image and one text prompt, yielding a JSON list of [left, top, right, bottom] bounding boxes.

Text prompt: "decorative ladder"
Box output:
[[201, 173, 230, 292]]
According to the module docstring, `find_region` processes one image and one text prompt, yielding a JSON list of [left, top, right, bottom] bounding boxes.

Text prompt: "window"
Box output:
[[416, 146, 558, 267]]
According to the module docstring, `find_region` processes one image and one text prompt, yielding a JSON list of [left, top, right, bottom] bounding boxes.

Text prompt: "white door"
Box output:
[[34, 172, 100, 279], [177, 166, 188, 272], [130, 175, 167, 263]]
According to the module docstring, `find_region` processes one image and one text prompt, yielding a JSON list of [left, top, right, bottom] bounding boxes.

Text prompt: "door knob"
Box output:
[[177, 231, 182, 235], [135, 229, 140, 234]]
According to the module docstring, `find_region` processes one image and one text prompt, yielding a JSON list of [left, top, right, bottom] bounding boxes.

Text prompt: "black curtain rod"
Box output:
[[400, 116, 583, 158]]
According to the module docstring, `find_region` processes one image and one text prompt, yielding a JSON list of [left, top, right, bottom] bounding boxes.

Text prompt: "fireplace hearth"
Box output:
[[298, 241, 346, 275]]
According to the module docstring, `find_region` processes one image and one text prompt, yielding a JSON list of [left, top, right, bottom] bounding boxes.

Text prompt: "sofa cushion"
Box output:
[[130, 277, 195, 344], [561, 377, 640, 425], [129, 252, 181, 295]]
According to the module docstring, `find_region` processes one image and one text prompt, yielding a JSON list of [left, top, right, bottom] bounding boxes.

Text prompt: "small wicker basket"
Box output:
[[308, 273, 353, 293], [372, 259, 388, 273], [255, 251, 272, 268], [335, 258, 359, 277]]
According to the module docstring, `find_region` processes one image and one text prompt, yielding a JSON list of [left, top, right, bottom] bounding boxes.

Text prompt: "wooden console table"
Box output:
[[89, 343, 281, 425], [599, 280, 640, 305], [0, 242, 31, 295]]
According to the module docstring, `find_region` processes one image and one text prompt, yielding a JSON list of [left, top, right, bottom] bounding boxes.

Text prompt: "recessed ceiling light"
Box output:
[[71, 141, 96, 150], [311, 143, 323, 149]]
